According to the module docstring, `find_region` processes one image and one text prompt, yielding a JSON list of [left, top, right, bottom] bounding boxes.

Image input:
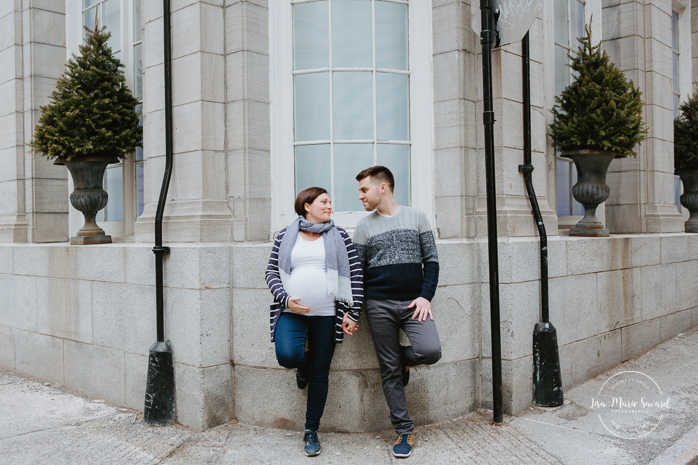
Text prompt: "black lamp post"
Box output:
[[479, 0, 503, 425]]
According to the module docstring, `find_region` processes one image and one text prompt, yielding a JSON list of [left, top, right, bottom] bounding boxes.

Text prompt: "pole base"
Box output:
[[533, 322, 564, 407], [144, 340, 175, 426]]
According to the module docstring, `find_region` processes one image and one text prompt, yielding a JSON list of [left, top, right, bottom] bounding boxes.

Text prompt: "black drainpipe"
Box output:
[[518, 32, 563, 407], [144, 0, 175, 426]]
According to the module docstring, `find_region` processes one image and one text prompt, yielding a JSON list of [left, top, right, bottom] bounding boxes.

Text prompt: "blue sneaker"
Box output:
[[304, 429, 321, 456], [392, 433, 414, 458]]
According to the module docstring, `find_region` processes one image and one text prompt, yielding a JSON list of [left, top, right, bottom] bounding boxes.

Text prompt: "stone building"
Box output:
[[1, 0, 698, 431]]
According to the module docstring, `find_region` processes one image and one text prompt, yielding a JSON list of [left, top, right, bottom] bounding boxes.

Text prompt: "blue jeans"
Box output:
[[275, 312, 336, 432]]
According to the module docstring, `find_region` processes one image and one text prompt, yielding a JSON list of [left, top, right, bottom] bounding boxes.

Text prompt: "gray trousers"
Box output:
[[365, 299, 442, 435]]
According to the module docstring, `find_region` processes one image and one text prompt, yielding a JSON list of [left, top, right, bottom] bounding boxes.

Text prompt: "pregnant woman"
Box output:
[[265, 187, 363, 457]]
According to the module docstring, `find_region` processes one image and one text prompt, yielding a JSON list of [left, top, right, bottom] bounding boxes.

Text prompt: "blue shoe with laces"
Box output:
[[392, 433, 414, 458], [304, 429, 321, 456]]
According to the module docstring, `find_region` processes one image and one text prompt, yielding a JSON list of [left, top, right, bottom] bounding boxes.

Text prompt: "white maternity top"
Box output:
[[283, 234, 336, 317]]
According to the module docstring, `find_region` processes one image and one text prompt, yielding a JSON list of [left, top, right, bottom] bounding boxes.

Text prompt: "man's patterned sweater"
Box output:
[[353, 206, 439, 302]]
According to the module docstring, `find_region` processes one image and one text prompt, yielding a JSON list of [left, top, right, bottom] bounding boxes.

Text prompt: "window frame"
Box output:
[[672, 0, 691, 215], [66, 0, 143, 240], [270, 0, 435, 234], [545, 0, 601, 228], [672, 10, 680, 119], [673, 1, 691, 113]]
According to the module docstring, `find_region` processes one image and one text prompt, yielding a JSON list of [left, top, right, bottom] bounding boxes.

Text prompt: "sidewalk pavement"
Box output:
[[2, 327, 698, 464]]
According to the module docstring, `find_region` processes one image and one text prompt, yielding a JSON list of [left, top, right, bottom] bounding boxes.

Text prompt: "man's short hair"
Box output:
[[294, 186, 327, 217], [355, 165, 395, 192]]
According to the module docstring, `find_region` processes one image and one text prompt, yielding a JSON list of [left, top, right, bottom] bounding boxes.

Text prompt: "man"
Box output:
[[353, 166, 442, 459]]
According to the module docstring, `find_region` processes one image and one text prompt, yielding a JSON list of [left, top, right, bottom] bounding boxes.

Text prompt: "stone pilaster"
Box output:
[[472, 16, 558, 238], [603, 1, 684, 233], [432, 0, 478, 238], [0, 1, 28, 242], [225, 0, 271, 242], [0, 0, 68, 243], [136, 1, 233, 243]]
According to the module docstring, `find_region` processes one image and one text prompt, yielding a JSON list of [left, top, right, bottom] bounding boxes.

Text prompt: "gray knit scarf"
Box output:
[[277, 217, 353, 307]]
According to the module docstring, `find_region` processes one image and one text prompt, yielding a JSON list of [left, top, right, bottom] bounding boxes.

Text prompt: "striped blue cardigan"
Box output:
[[265, 226, 363, 343]]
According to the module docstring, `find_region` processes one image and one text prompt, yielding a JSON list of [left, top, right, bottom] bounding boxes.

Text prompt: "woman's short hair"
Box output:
[[294, 187, 328, 217]]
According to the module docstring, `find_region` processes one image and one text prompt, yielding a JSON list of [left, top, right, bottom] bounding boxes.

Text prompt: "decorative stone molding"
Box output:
[[0, 1, 68, 243]]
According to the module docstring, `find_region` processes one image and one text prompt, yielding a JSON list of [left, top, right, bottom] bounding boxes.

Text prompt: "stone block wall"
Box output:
[[2, 234, 697, 430], [0, 243, 234, 431], [230, 241, 483, 431], [480, 233, 698, 414]]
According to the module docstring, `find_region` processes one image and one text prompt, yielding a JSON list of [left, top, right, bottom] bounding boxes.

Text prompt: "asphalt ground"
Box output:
[[2, 327, 698, 464]]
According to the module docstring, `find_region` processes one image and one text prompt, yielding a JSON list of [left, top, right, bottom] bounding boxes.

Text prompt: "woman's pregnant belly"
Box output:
[[285, 267, 335, 315]]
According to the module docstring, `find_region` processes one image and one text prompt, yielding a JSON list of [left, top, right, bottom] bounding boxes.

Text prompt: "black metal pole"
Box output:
[[144, 0, 175, 426], [518, 32, 563, 407], [480, 0, 503, 425]]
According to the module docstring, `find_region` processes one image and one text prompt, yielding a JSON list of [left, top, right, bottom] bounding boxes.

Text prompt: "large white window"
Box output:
[[271, 0, 434, 231], [67, 0, 144, 239], [671, 1, 693, 104], [552, 0, 585, 218], [672, 10, 680, 118]]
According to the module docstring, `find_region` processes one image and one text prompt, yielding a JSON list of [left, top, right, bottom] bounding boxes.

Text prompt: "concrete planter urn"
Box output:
[[57, 156, 119, 245], [563, 150, 624, 237], [677, 169, 698, 233]]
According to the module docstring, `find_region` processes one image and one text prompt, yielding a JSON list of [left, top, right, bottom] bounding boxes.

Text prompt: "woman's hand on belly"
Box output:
[[288, 296, 311, 314]]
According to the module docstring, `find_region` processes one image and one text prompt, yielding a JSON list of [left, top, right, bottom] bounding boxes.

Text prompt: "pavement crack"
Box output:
[[518, 418, 600, 436], [441, 429, 481, 462], [0, 412, 128, 442], [671, 358, 698, 372], [154, 435, 196, 463]]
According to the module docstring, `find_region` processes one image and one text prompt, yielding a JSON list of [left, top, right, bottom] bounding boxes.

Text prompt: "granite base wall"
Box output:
[[1, 233, 697, 430]]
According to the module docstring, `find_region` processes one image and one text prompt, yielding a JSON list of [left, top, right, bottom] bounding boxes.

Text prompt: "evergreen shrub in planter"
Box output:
[[30, 22, 141, 244], [550, 22, 647, 237]]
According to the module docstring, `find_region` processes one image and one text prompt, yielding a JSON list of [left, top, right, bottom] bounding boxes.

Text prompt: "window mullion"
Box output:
[[328, 0, 335, 204], [293, 67, 331, 75], [371, 0, 377, 166], [295, 140, 333, 146]]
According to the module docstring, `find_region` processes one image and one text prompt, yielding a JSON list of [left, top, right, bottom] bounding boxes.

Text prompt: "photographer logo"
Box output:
[[590, 371, 671, 439]]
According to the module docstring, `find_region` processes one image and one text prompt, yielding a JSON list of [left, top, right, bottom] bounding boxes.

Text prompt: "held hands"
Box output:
[[342, 313, 359, 336], [288, 296, 310, 314], [408, 297, 433, 322]]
